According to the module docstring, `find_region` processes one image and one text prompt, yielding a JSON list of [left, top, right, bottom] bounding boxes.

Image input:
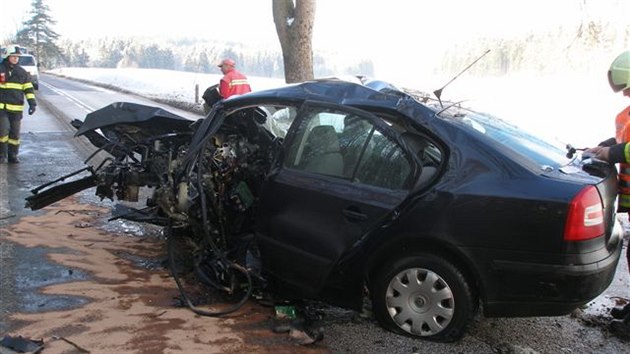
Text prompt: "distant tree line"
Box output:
[[438, 20, 630, 76], [55, 37, 372, 79], [4, 0, 373, 79]]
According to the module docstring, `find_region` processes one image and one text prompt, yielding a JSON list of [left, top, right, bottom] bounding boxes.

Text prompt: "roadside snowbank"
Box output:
[[49, 67, 286, 106]]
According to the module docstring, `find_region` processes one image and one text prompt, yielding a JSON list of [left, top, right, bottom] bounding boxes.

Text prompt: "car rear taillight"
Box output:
[[564, 186, 605, 241]]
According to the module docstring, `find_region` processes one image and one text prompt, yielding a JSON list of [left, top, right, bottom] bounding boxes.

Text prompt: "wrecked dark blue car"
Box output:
[[26, 78, 623, 342]]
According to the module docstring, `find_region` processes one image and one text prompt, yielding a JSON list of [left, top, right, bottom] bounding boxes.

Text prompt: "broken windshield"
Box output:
[[441, 105, 570, 168]]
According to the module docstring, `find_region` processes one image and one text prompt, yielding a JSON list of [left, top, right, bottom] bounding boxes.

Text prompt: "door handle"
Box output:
[[342, 207, 368, 221]]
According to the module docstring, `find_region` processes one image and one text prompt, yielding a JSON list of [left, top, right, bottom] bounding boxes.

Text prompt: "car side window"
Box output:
[[353, 130, 411, 190], [284, 106, 412, 190], [263, 106, 297, 139], [284, 107, 346, 177]]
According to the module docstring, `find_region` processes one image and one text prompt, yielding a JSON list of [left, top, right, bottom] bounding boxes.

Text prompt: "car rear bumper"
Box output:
[[484, 220, 624, 317]]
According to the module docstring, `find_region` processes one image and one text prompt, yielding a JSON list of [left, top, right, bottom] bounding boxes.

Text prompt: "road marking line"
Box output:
[[41, 81, 95, 113]]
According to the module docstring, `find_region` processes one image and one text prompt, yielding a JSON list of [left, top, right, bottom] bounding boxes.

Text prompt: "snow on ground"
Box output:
[[49, 67, 287, 105], [48, 67, 628, 149]]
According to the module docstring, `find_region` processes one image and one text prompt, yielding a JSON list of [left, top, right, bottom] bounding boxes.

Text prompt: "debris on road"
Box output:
[[0, 335, 43, 353]]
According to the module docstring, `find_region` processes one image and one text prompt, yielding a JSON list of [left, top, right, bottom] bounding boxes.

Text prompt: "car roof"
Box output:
[[223, 78, 437, 123]]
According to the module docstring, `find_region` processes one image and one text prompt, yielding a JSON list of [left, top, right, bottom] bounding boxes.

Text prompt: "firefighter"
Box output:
[[585, 50, 630, 338], [217, 58, 251, 99], [0, 49, 36, 163]]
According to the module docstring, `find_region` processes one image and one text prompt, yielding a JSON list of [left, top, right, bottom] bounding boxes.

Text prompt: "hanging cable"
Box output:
[[166, 223, 252, 317]]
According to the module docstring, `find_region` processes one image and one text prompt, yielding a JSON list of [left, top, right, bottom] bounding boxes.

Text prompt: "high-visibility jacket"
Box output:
[[219, 69, 251, 99], [614, 106, 630, 211], [0, 61, 36, 113]]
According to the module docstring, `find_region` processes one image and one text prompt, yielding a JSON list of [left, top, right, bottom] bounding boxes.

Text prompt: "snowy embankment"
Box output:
[[48, 67, 626, 149], [48, 67, 287, 113]]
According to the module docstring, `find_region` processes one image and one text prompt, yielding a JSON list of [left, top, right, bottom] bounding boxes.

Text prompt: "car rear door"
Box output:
[[256, 101, 417, 295]]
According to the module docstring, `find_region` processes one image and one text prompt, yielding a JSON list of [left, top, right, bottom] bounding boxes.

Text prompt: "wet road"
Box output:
[[1, 75, 630, 353], [1, 75, 202, 332], [0, 85, 92, 334]]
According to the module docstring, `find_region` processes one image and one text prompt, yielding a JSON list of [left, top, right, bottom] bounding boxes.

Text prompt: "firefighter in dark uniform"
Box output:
[[0, 49, 37, 164]]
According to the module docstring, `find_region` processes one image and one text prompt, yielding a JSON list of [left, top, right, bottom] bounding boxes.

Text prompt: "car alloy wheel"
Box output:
[[371, 252, 475, 342]]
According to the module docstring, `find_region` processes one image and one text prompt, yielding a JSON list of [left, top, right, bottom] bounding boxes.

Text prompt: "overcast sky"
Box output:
[[1, 0, 628, 82], [2, 1, 593, 45]]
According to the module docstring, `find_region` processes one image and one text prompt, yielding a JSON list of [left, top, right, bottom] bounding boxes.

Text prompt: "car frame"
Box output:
[[26, 77, 623, 342]]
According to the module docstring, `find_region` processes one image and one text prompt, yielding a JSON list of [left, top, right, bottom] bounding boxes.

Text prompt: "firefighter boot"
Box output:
[[8, 144, 19, 164], [0, 143, 7, 164]]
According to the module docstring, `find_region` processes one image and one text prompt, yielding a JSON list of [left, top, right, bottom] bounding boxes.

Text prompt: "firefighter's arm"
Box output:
[[219, 79, 230, 98], [587, 137, 626, 162], [607, 143, 630, 164], [598, 137, 617, 147], [24, 81, 36, 115]]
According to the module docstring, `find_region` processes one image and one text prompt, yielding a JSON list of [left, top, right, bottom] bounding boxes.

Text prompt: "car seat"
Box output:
[[400, 132, 437, 187], [303, 125, 344, 176]]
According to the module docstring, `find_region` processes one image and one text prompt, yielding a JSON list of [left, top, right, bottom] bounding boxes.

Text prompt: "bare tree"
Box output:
[[272, 0, 316, 83]]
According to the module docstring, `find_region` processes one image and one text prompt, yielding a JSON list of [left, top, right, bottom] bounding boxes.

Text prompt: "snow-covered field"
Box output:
[[49, 67, 287, 104], [48, 67, 628, 149]]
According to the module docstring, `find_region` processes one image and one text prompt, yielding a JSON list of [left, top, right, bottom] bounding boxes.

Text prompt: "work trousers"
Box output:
[[0, 110, 23, 159]]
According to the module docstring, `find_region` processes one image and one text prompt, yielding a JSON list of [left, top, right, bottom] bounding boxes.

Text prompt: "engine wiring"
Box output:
[[165, 131, 256, 316]]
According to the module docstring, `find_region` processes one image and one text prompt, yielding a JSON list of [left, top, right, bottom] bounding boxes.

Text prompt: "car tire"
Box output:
[[371, 252, 475, 342]]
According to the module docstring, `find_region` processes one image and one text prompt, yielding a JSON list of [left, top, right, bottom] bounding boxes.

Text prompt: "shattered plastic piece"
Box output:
[[274, 305, 296, 319], [289, 327, 324, 345], [0, 335, 44, 353]]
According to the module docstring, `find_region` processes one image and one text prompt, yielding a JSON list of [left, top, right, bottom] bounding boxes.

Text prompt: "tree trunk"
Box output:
[[272, 0, 316, 83]]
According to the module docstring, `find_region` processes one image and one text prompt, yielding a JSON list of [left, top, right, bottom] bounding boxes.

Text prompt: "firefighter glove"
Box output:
[[28, 106, 36, 115]]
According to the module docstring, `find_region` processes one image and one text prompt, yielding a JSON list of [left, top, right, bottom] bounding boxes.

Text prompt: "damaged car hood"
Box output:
[[75, 101, 194, 137]]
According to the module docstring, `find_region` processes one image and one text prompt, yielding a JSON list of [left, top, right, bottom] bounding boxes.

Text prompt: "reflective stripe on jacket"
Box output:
[[219, 69, 251, 99]]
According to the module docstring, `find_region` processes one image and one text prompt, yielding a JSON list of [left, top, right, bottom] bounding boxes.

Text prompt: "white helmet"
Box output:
[[608, 51, 630, 92]]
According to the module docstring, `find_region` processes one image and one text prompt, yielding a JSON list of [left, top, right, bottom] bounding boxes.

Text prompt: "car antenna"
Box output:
[[433, 49, 491, 109]]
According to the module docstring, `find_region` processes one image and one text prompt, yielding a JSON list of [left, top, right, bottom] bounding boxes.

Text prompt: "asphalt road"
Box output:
[[1, 74, 630, 353]]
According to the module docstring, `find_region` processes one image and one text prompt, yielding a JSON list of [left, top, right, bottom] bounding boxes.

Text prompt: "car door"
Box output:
[[256, 101, 417, 296]]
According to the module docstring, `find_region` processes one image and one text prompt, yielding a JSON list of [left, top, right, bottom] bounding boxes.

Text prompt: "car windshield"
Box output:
[[441, 105, 570, 168], [18, 56, 35, 66]]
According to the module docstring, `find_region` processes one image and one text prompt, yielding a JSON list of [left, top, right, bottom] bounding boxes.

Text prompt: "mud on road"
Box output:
[[1, 198, 328, 354], [0, 100, 328, 353]]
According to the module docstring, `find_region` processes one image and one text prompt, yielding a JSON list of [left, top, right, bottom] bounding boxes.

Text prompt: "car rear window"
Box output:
[[443, 107, 570, 167], [18, 56, 36, 66]]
